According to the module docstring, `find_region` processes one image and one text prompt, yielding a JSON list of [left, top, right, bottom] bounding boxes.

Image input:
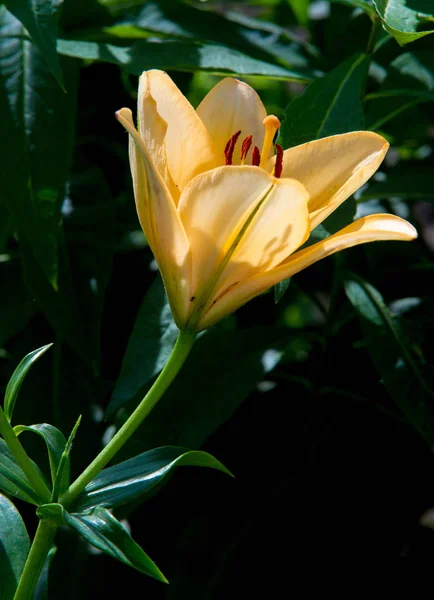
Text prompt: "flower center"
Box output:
[[223, 115, 283, 177]]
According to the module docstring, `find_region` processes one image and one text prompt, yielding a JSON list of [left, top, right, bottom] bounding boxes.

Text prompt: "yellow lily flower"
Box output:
[[116, 70, 417, 332]]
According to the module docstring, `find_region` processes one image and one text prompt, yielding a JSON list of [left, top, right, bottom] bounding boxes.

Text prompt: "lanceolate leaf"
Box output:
[[0, 439, 42, 505], [57, 39, 313, 81], [372, 0, 434, 45], [279, 53, 370, 148], [344, 275, 434, 448], [4, 344, 53, 423], [73, 446, 232, 511], [37, 503, 168, 582], [4, 0, 64, 86], [0, 494, 30, 600], [14, 424, 69, 492]]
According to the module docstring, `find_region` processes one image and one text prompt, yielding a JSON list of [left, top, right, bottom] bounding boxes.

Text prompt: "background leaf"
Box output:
[[0, 494, 30, 600], [372, 0, 434, 45]]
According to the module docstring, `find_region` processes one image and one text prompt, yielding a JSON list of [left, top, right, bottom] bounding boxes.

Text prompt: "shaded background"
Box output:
[[1, 0, 434, 597]]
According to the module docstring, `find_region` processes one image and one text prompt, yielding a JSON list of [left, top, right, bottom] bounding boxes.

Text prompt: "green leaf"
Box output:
[[37, 503, 168, 582], [344, 275, 434, 448], [33, 546, 57, 600], [73, 446, 232, 512], [287, 0, 310, 25], [366, 51, 434, 129], [0, 8, 78, 289], [274, 278, 291, 303], [0, 494, 30, 600], [0, 262, 36, 347], [330, 0, 376, 18], [372, 0, 434, 45], [4, 0, 64, 87], [279, 53, 370, 148], [4, 344, 53, 423], [56, 39, 313, 81], [0, 439, 41, 505], [358, 167, 434, 202], [14, 424, 68, 494], [113, 326, 286, 456], [107, 276, 179, 419]]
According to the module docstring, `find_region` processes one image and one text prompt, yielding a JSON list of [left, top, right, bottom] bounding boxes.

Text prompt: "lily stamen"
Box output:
[[260, 115, 280, 167], [274, 144, 283, 178], [252, 146, 260, 167], [240, 135, 253, 165], [224, 130, 241, 165]]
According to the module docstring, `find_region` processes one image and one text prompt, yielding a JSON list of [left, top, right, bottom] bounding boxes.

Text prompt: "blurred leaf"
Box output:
[[359, 167, 434, 202], [274, 278, 291, 303], [287, 0, 310, 25], [0, 494, 30, 600], [280, 53, 370, 148], [0, 439, 41, 504], [4, 0, 64, 87], [115, 326, 286, 457], [344, 275, 434, 448], [0, 262, 36, 347], [330, 0, 376, 18], [34, 546, 57, 600], [73, 446, 231, 512], [372, 0, 434, 45], [14, 424, 68, 492], [108, 0, 316, 70], [4, 344, 52, 423], [63, 168, 115, 364], [366, 51, 434, 129], [37, 503, 168, 582], [57, 39, 313, 81], [108, 277, 179, 419]]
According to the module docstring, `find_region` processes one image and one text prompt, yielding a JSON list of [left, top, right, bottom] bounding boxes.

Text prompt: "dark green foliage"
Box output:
[[1, 0, 434, 597]]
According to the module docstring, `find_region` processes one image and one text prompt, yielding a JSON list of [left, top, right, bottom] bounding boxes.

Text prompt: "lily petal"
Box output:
[[211, 177, 309, 301], [267, 132, 389, 229], [198, 214, 417, 330], [196, 78, 267, 166], [178, 166, 279, 305], [139, 70, 219, 195], [117, 108, 192, 325]]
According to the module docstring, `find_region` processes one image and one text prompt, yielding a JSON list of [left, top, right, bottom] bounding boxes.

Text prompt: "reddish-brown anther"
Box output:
[[240, 135, 253, 162], [224, 130, 242, 165], [274, 144, 283, 178], [252, 146, 260, 167]]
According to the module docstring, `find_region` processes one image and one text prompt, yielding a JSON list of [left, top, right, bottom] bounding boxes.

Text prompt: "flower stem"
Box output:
[[61, 328, 196, 507], [13, 519, 57, 600], [0, 406, 51, 503]]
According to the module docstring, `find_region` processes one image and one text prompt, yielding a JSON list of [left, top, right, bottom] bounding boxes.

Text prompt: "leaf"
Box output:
[[113, 326, 287, 457], [279, 53, 370, 148], [73, 446, 232, 512], [4, 0, 64, 86], [0, 494, 30, 600], [274, 278, 291, 303], [14, 424, 68, 494], [107, 276, 179, 419], [0, 9, 87, 361], [4, 344, 53, 423], [366, 51, 434, 129], [0, 261, 36, 347], [287, 0, 310, 25], [330, 0, 377, 18], [0, 439, 41, 505], [36, 504, 168, 582], [358, 167, 434, 202], [33, 546, 57, 600], [372, 0, 434, 45], [344, 275, 434, 448], [56, 39, 313, 82]]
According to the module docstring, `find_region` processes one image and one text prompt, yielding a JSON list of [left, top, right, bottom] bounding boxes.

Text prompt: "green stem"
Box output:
[[0, 406, 51, 502], [366, 15, 380, 54], [13, 519, 57, 600], [61, 328, 196, 507]]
